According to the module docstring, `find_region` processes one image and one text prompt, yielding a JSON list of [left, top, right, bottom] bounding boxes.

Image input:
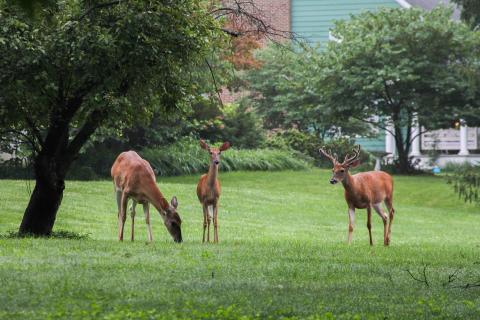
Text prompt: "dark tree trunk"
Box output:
[[19, 154, 66, 236], [391, 107, 413, 174]]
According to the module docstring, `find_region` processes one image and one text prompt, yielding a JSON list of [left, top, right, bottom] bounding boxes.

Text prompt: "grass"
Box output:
[[0, 169, 479, 319]]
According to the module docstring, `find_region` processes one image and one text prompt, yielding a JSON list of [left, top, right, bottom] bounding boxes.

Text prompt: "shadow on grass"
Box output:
[[0, 229, 90, 240]]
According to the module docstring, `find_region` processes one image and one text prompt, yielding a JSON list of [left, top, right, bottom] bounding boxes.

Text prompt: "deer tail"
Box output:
[[207, 205, 214, 219]]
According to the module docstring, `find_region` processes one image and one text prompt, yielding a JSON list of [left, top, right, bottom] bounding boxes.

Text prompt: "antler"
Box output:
[[342, 145, 361, 166], [319, 146, 338, 163]]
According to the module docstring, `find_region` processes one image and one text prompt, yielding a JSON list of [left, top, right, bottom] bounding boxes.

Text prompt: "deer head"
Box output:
[[160, 196, 182, 243], [200, 140, 231, 166], [319, 145, 361, 184]]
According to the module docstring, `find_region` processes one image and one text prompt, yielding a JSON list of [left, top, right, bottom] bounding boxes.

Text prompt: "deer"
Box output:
[[111, 151, 182, 243], [196, 140, 231, 243], [319, 145, 394, 246]]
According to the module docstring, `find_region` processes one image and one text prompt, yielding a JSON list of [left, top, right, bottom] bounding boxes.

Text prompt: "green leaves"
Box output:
[[0, 0, 225, 153]]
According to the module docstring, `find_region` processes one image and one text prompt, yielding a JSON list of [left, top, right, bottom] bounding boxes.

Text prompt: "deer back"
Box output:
[[345, 171, 393, 208], [111, 151, 157, 195]]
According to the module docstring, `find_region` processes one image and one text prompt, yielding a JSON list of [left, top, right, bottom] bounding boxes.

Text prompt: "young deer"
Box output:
[[319, 145, 394, 246], [111, 151, 182, 243], [196, 140, 231, 243]]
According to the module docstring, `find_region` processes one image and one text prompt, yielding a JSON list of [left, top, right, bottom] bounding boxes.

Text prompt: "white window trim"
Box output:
[[395, 0, 412, 8], [328, 31, 342, 43]]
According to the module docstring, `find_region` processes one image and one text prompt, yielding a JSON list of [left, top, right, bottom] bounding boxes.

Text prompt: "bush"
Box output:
[[445, 162, 480, 204], [67, 166, 98, 181], [141, 137, 311, 176], [264, 129, 323, 165], [265, 131, 372, 169], [0, 159, 33, 179]]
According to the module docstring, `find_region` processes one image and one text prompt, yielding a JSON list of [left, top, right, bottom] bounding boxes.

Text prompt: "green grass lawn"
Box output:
[[0, 169, 479, 319]]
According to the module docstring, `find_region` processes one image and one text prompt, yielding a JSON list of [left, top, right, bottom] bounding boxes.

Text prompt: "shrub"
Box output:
[[141, 137, 311, 176], [265, 131, 372, 169], [0, 160, 33, 179], [66, 166, 98, 181], [445, 162, 480, 204]]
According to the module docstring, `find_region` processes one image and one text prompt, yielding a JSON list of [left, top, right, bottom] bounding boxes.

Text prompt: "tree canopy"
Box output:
[[243, 44, 369, 139], [317, 7, 480, 172]]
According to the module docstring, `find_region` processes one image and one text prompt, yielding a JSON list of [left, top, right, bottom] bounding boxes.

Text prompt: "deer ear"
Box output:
[[219, 141, 231, 151], [199, 139, 209, 150], [348, 159, 361, 168], [160, 197, 170, 211], [171, 196, 178, 209]]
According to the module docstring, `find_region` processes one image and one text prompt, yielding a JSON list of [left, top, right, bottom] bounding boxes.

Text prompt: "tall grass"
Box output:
[[141, 139, 311, 176]]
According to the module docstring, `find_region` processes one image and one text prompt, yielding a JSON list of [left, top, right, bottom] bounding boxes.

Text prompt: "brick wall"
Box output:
[[253, 0, 291, 43], [221, 0, 291, 104]]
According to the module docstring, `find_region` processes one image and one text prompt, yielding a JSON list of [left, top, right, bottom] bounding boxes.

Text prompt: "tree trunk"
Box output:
[[19, 154, 66, 236], [393, 124, 412, 174]]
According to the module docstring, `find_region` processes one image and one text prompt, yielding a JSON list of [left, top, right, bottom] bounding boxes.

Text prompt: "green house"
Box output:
[[288, 0, 459, 152]]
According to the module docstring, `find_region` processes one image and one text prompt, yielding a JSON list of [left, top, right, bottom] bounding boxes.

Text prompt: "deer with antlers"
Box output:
[[319, 145, 394, 246], [111, 151, 182, 243], [196, 140, 231, 243]]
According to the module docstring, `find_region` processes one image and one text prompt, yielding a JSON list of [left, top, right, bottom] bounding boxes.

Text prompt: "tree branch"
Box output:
[[350, 115, 394, 135], [405, 265, 430, 288], [205, 59, 224, 108], [211, 0, 294, 42], [0, 129, 40, 154]]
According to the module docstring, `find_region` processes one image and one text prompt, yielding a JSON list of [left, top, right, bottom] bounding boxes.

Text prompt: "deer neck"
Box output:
[[342, 172, 356, 193], [144, 181, 169, 214], [207, 162, 218, 188]]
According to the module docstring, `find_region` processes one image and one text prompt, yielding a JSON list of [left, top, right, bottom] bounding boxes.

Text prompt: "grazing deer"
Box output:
[[319, 145, 394, 246], [111, 151, 182, 243], [196, 140, 230, 243]]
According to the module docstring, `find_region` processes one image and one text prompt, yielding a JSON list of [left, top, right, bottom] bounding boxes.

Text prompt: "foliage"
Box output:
[[316, 7, 480, 173], [141, 137, 310, 176], [0, 0, 222, 153], [452, 0, 480, 28], [243, 44, 371, 139], [446, 162, 480, 204], [217, 103, 266, 148], [0, 158, 33, 179], [264, 129, 323, 164], [1, 172, 480, 318], [319, 138, 372, 169], [264, 130, 371, 168]]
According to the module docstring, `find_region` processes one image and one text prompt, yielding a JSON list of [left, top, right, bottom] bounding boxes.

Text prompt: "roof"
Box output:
[[405, 0, 461, 20]]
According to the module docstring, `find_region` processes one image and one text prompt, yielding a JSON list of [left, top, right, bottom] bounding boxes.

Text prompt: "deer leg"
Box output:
[[115, 190, 122, 218], [385, 198, 395, 245], [367, 207, 373, 246], [213, 204, 219, 243], [118, 193, 128, 241], [348, 207, 355, 244], [202, 204, 208, 243], [373, 203, 388, 246], [130, 200, 137, 241], [206, 205, 212, 243], [143, 202, 153, 242]]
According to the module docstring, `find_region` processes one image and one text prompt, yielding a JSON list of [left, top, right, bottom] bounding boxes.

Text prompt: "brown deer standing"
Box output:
[[196, 140, 230, 243], [319, 145, 394, 246], [111, 151, 182, 243]]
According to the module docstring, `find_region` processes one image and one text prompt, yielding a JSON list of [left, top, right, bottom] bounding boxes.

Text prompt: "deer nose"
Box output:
[[214, 160, 219, 165], [330, 179, 337, 184]]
